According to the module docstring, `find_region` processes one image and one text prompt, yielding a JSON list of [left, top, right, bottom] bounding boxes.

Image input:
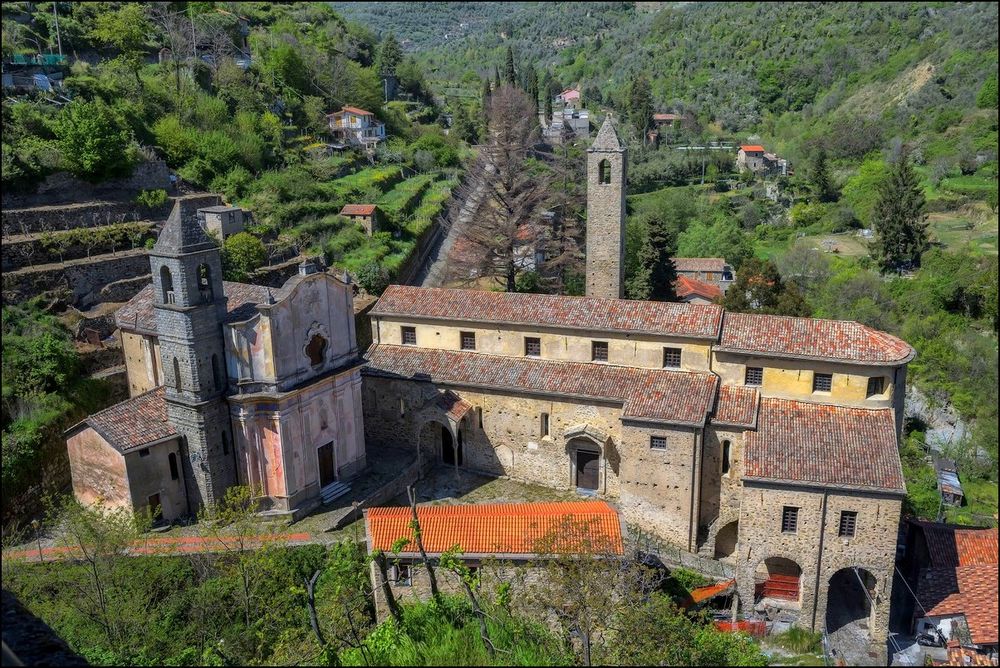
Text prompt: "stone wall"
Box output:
[[2, 249, 152, 308], [3, 160, 172, 208], [2, 193, 220, 235], [585, 140, 627, 299]]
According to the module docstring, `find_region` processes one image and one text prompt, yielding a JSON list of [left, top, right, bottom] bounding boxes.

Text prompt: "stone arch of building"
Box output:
[[714, 519, 740, 561], [564, 425, 610, 493], [415, 416, 458, 471], [740, 552, 808, 611], [825, 566, 879, 637]]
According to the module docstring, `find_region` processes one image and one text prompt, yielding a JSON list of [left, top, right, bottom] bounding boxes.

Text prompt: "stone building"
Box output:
[[361, 284, 915, 641], [67, 201, 366, 520], [672, 257, 735, 293], [586, 117, 627, 299], [364, 500, 625, 620], [339, 204, 381, 236]]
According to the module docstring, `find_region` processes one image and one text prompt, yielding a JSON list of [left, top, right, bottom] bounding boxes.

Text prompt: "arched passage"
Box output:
[[418, 420, 460, 469], [755, 556, 802, 604], [714, 520, 739, 560], [827, 567, 877, 636]]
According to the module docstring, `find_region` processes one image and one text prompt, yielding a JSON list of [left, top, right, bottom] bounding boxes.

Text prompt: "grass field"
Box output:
[[927, 205, 998, 255]]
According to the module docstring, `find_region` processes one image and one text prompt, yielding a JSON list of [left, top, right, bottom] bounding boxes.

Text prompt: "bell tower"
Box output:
[[150, 201, 236, 512], [586, 115, 628, 299]]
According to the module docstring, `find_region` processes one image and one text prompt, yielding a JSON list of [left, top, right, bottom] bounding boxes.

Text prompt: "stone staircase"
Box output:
[[320, 481, 352, 505]]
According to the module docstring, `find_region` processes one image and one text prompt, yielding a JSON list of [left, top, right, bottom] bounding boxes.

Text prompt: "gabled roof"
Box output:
[[337, 105, 374, 116], [713, 385, 759, 428], [340, 204, 378, 216], [591, 116, 625, 152], [365, 501, 623, 556], [653, 113, 681, 122], [743, 398, 905, 493], [364, 344, 719, 426], [437, 390, 473, 422], [719, 311, 915, 366], [914, 523, 998, 569], [371, 285, 722, 340], [117, 282, 271, 335], [672, 257, 728, 274], [71, 386, 176, 453], [675, 275, 722, 300], [918, 564, 998, 646], [740, 145, 765, 152], [153, 200, 216, 255]]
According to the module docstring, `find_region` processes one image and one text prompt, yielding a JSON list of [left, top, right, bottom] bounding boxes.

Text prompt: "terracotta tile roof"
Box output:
[[918, 564, 998, 646], [116, 281, 271, 334], [365, 501, 623, 556], [340, 204, 377, 216], [719, 312, 915, 365], [714, 385, 759, 427], [653, 113, 681, 122], [364, 344, 718, 426], [77, 386, 177, 453], [671, 257, 727, 274], [339, 106, 374, 116], [915, 523, 998, 568], [371, 286, 723, 340], [933, 646, 997, 666], [740, 145, 766, 152], [675, 275, 722, 300], [744, 398, 905, 492], [437, 390, 473, 422]]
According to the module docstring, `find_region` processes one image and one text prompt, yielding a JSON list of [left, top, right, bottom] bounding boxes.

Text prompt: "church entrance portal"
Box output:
[[576, 449, 599, 490], [317, 442, 336, 488]]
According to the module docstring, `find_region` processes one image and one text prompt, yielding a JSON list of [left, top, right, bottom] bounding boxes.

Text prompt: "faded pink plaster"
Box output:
[[262, 421, 286, 497]]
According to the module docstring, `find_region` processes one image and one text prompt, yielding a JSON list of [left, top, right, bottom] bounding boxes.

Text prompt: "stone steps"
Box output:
[[320, 481, 352, 505]]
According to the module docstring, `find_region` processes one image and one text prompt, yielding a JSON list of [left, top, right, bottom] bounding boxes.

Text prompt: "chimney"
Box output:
[[299, 258, 319, 276]]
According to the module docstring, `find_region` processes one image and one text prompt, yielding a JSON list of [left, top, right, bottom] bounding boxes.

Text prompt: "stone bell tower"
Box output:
[[150, 201, 236, 512], [586, 115, 628, 299]]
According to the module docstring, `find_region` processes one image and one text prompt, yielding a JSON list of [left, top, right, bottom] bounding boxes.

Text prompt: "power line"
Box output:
[[851, 567, 914, 666]]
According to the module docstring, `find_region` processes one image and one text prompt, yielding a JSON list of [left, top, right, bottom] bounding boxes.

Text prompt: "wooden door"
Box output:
[[318, 442, 335, 488], [576, 450, 599, 490]]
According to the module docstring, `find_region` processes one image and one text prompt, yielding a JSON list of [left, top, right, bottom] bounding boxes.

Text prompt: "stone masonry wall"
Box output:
[[585, 147, 626, 299], [2, 250, 152, 308]]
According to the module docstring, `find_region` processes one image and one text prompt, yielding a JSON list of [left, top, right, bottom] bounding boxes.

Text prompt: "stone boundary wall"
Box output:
[[3, 160, 172, 208], [2, 250, 151, 308], [2, 224, 157, 272], [395, 218, 444, 286], [2, 194, 220, 236], [328, 455, 429, 531]]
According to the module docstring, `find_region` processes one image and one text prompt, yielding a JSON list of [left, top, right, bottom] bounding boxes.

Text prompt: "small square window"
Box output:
[[813, 372, 833, 393], [393, 563, 412, 586], [838, 511, 857, 538], [138, 448, 151, 458], [745, 367, 763, 386], [781, 506, 799, 533], [650, 435, 667, 450], [866, 377, 885, 397], [592, 341, 608, 362], [401, 326, 416, 345], [663, 347, 682, 369], [525, 337, 541, 357], [460, 331, 476, 351]]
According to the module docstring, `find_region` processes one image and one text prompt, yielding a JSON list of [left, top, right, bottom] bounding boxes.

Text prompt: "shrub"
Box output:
[[53, 99, 136, 182], [135, 189, 168, 209], [221, 232, 267, 282], [152, 116, 199, 166], [355, 262, 391, 296]]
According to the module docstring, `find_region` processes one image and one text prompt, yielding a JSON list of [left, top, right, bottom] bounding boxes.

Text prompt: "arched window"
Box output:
[[222, 430, 230, 455], [172, 358, 181, 392], [305, 334, 327, 366], [197, 263, 213, 301], [212, 354, 222, 391], [160, 266, 175, 304], [722, 440, 732, 475], [168, 452, 179, 481], [598, 159, 612, 184]]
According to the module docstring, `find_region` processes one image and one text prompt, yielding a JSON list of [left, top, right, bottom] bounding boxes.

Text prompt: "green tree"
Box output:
[[356, 262, 391, 296], [90, 3, 150, 84], [53, 99, 136, 182], [627, 73, 654, 142], [627, 214, 678, 301], [721, 257, 812, 316], [870, 153, 929, 272], [375, 33, 403, 79], [504, 45, 516, 85], [525, 67, 539, 117], [811, 148, 838, 203], [977, 73, 998, 109], [221, 232, 267, 282], [676, 218, 755, 270]]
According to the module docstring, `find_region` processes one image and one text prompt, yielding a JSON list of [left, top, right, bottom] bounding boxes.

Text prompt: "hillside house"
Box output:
[[555, 88, 581, 106], [340, 204, 381, 236], [326, 106, 386, 147], [671, 257, 735, 292], [736, 145, 788, 177], [674, 275, 722, 304], [199, 205, 245, 241], [365, 500, 625, 619], [653, 112, 682, 126]]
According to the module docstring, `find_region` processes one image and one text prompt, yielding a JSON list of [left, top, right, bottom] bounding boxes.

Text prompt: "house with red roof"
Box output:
[[339, 203, 381, 235], [554, 87, 581, 106], [364, 500, 624, 618], [671, 256, 735, 292], [736, 144, 788, 176], [326, 105, 386, 146], [674, 275, 722, 304]]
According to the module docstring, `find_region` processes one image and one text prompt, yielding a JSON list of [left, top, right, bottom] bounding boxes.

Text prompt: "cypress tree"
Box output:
[[504, 45, 516, 85], [526, 67, 539, 117], [544, 88, 553, 124], [627, 73, 654, 143], [493, 65, 501, 91], [870, 153, 929, 272], [626, 217, 678, 301], [811, 148, 838, 203]]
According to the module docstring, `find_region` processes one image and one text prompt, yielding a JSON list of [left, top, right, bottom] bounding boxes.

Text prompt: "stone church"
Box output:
[[67, 116, 913, 642]]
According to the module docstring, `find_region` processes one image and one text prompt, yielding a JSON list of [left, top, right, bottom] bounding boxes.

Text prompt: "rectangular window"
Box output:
[[592, 341, 608, 362], [663, 347, 682, 369], [722, 440, 731, 475], [838, 511, 857, 538], [650, 435, 667, 450], [393, 563, 412, 586], [138, 448, 150, 458], [540, 412, 549, 437], [460, 331, 476, 351], [813, 372, 833, 393], [745, 366, 763, 386], [525, 337, 541, 357], [401, 326, 416, 345], [168, 453, 179, 481], [399, 397, 405, 418], [866, 377, 885, 397], [477, 407, 483, 429], [781, 506, 799, 533]]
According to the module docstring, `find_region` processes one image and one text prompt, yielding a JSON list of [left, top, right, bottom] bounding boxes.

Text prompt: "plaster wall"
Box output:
[[123, 439, 188, 521], [121, 331, 162, 397], [67, 428, 132, 511]]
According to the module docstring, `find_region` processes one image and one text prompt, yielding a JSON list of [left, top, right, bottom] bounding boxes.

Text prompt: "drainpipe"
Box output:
[[689, 427, 704, 553], [811, 489, 829, 631]]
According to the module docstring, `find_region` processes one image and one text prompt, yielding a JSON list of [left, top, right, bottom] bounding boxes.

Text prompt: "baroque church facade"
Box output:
[[67, 117, 912, 642]]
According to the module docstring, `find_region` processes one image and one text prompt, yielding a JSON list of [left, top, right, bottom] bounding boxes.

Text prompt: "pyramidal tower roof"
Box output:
[[590, 115, 625, 152], [153, 199, 217, 255]]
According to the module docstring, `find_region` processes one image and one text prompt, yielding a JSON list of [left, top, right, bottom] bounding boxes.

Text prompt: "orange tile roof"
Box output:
[[744, 398, 905, 492], [918, 564, 999, 646], [740, 145, 766, 152], [365, 501, 624, 556], [719, 311, 915, 365], [339, 105, 374, 116], [933, 646, 998, 666], [675, 275, 722, 300], [436, 390, 473, 422], [916, 523, 998, 568], [685, 578, 736, 608], [714, 385, 759, 428], [340, 204, 378, 216], [72, 386, 177, 452]]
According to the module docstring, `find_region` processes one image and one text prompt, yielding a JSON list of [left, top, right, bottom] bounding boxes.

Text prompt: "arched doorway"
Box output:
[[827, 567, 877, 636], [755, 557, 802, 604], [441, 425, 462, 466], [714, 520, 739, 560]]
